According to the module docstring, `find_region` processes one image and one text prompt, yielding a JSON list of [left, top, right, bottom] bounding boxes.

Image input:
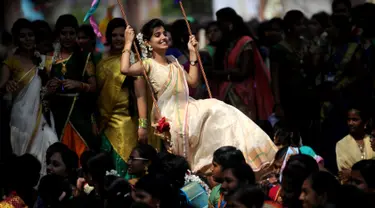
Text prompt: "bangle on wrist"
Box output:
[[138, 118, 148, 129], [122, 48, 131, 54], [81, 83, 90, 92]]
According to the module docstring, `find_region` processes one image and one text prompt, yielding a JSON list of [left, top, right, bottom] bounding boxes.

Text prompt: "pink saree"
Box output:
[[219, 36, 274, 121]]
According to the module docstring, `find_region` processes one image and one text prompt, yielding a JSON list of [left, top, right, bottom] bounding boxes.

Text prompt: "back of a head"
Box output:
[[216, 7, 238, 22], [80, 150, 97, 175], [9, 154, 41, 189], [135, 174, 180, 207], [39, 174, 72, 206], [274, 127, 301, 147], [224, 163, 256, 185], [88, 152, 115, 183], [213, 146, 245, 169], [336, 185, 369, 207], [332, 0, 352, 11], [155, 152, 190, 189], [274, 146, 288, 161], [229, 185, 265, 208], [104, 175, 133, 208], [352, 159, 375, 189]]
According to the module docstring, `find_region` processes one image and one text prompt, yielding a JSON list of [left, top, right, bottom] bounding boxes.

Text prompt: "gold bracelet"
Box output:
[[122, 48, 131, 54], [138, 118, 148, 129]]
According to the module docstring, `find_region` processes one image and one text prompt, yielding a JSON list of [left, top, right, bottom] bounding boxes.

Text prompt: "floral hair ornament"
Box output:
[[184, 170, 211, 195], [106, 169, 120, 177], [136, 32, 152, 59]]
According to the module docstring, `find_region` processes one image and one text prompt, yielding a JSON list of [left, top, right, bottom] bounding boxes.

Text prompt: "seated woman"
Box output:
[[220, 163, 256, 208], [336, 106, 375, 183], [133, 174, 180, 208], [120, 18, 277, 174], [127, 144, 158, 186], [227, 185, 265, 208], [46, 143, 79, 188]]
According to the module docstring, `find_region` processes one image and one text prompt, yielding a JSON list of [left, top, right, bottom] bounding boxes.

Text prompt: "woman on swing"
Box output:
[[120, 19, 277, 173]]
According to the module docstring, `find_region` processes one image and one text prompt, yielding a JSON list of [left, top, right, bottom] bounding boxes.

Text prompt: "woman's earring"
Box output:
[[145, 166, 149, 175], [147, 44, 153, 51], [147, 45, 153, 57]]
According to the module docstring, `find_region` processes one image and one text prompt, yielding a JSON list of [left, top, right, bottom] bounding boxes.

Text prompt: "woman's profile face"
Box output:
[[147, 26, 169, 51], [127, 150, 147, 176], [18, 28, 35, 50], [211, 161, 224, 183], [60, 27, 77, 49], [47, 152, 68, 177], [111, 26, 125, 51]]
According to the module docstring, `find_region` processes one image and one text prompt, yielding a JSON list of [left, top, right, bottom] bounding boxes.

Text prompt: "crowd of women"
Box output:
[[2, 0, 375, 207]]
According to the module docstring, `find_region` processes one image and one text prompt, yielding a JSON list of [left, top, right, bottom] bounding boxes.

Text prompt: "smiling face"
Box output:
[[221, 169, 240, 199], [111, 26, 125, 51], [145, 26, 169, 52], [299, 179, 321, 208], [18, 28, 35, 51], [47, 152, 68, 177]]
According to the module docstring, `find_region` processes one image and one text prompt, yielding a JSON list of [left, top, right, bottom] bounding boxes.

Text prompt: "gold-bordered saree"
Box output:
[[46, 52, 96, 157], [143, 56, 277, 173]]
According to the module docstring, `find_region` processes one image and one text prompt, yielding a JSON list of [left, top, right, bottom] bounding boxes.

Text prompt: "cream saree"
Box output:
[[336, 134, 375, 171], [144, 56, 277, 173], [4, 57, 58, 175]]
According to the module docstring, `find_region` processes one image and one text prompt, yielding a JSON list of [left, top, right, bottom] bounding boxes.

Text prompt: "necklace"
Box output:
[[59, 53, 73, 75], [356, 141, 366, 159]]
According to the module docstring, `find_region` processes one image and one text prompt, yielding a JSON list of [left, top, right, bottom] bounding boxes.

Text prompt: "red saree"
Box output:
[[218, 36, 274, 120]]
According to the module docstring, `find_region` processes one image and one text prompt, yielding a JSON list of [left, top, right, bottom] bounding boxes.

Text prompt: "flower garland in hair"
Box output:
[[136, 33, 149, 59], [106, 169, 120, 177], [184, 170, 211, 195]]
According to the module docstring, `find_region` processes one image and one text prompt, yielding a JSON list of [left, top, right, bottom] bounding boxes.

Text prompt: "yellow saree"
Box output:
[[96, 55, 159, 177], [336, 134, 375, 171], [97, 55, 137, 173]]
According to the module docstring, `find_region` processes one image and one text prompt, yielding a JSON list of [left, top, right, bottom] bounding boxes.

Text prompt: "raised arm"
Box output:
[[186, 35, 199, 88], [134, 77, 148, 144], [120, 25, 144, 76]]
